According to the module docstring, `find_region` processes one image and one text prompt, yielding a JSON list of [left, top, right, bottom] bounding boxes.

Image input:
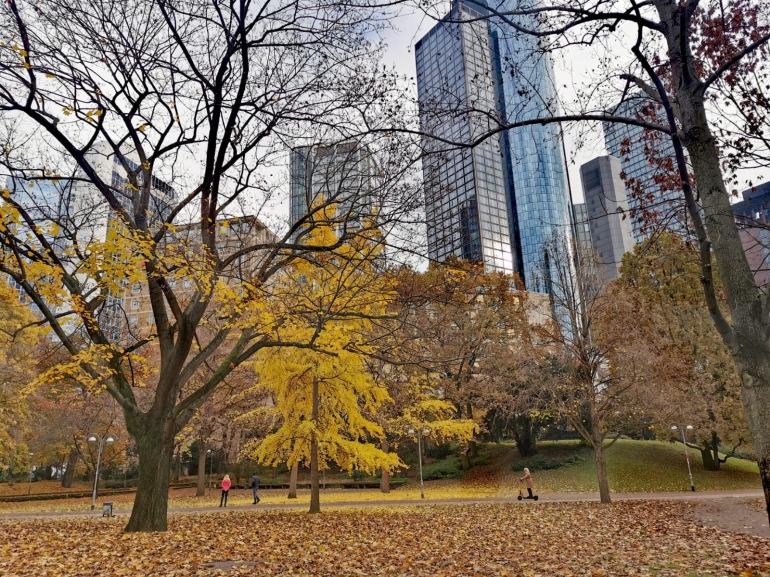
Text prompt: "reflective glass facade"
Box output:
[[603, 95, 687, 242], [488, 0, 573, 292], [415, 1, 518, 275], [416, 0, 573, 292], [289, 141, 376, 241]]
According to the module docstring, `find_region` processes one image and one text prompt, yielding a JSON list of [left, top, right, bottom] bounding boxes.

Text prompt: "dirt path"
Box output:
[[689, 497, 770, 539]]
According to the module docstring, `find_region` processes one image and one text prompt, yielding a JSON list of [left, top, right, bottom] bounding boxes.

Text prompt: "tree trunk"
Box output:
[[61, 448, 78, 488], [466, 401, 478, 458], [514, 414, 537, 457], [700, 444, 716, 472], [309, 377, 320, 514], [711, 431, 720, 472], [288, 462, 299, 499], [592, 423, 611, 504], [124, 428, 174, 532], [381, 439, 390, 494], [460, 450, 471, 471], [196, 439, 207, 497], [655, 2, 770, 525]]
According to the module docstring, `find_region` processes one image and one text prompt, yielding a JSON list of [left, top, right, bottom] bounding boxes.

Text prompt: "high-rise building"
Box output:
[[289, 141, 378, 241], [603, 95, 687, 242], [733, 181, 770, 290], [489, 0, 574, 291], [577, 156, 636, 280], [415, 0, 574, 291], [415, 0, 517, 275]]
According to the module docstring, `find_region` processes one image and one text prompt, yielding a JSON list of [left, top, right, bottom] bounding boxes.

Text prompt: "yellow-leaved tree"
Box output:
[[0, 280, 46, 471], [247, 215, 400, 513]]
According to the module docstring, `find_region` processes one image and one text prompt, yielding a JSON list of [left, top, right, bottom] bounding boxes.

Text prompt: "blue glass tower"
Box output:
[[488, 0, 573, 291]]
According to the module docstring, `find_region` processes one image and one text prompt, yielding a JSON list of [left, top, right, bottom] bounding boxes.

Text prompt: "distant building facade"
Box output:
[[603, 95, 686, 242], [577, 156, 636, 280], [289, 141, 378, 241], [733, 181, 770, 291]]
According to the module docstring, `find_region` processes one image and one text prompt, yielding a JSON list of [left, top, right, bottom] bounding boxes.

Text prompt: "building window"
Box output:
[[129, 316, 138, 326], [131, 300, 140, 310], [183, 280, 192, 289], [132, 283, 141, 294]]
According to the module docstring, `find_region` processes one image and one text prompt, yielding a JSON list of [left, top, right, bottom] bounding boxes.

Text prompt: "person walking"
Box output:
[[251, 473, 261, 504], [219, 474, 232, 507], [519, 467, 536, 499]]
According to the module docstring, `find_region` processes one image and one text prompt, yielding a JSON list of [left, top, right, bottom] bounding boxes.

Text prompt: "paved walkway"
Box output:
[[0, 489, 764, 521]]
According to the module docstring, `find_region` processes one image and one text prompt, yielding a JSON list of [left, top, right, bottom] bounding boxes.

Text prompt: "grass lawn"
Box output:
[[530, 439, 761, 493], [1, 502, 767, 576]]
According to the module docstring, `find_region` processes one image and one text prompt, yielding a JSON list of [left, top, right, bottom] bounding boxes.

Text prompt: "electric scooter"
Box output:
[[517, 481, 538, 501]]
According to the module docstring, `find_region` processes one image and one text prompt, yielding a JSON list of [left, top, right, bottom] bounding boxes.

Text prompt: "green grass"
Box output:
[[530, 439, 761, 492]]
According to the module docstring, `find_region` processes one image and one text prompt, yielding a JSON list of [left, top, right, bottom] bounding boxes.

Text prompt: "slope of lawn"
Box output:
[[515, 439, 761, 493]]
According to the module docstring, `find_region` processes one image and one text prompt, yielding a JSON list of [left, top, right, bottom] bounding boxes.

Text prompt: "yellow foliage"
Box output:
[[247, 216, 400, 475]]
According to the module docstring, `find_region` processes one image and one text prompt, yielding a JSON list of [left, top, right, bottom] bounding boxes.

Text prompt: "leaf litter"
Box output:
[[0, 501, 768, 576]]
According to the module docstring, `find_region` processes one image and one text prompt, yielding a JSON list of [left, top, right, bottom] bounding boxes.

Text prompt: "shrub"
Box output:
[[425, 443, 453, 460], [422, 459, 464, 480], [511, 452, 587, 472]]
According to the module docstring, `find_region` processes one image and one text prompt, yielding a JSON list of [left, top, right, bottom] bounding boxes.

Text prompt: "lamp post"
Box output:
[[408, 427, 431, 499], [207, 448, 213, 488], [87, 433, 117, 510], [670, 424, 695, 492], [27, 452, 34, 495]]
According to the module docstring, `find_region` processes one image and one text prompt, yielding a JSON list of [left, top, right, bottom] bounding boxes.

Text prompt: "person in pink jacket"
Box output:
[[219, 474, 232, 507]]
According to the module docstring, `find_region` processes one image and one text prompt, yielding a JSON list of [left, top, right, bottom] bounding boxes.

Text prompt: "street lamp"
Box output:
[[87, 433, 117, 510], [27, 452, 34, 495], [207, 448, 213, 488], [670, 424, 695, 492], [408, 427, 431, 499]]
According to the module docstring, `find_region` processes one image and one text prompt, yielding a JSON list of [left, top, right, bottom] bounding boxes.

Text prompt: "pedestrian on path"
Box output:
[[219, 475, 232, 507], [519, 467, 535, 499], [251, 473, 261, 504]]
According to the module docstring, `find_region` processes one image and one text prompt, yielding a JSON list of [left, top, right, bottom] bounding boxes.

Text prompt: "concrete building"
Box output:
[[578, 156, 636, 280], [415, 0, 573, 291]]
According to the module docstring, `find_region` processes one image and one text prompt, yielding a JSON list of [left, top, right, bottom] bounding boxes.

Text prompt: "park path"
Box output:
[[0, 489, 764, 522]]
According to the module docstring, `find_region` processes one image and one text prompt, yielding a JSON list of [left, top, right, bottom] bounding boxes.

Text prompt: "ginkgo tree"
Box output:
[[247, 218, 400, 513], [0, 280, 45, 472]]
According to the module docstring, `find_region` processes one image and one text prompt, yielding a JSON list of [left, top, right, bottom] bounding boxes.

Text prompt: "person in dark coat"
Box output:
[[251, 473, 261, 504]]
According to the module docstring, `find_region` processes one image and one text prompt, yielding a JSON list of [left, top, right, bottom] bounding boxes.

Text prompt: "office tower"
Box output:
[[733, 181, 770, 290], [603, 95, 687, 242], [289, 141, 378, 241], [415, 0, 517, 275], [488, 0, 574, 291], [577, 156, 636, 280], [415, 0, 574, 290]]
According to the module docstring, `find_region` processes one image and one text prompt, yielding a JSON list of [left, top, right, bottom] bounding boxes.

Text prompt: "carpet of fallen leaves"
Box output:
[[1, 502, 769, 577]]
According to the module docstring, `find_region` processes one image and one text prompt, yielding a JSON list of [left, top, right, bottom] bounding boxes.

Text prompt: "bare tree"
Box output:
[[0, 0, 418, 531]]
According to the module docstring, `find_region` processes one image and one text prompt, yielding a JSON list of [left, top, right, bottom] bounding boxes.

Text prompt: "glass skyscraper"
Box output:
[[415, 0, 517, 275], [289, 141, 377, 242], [603, 94, 687, 242], [415, 0, 573, 292]]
